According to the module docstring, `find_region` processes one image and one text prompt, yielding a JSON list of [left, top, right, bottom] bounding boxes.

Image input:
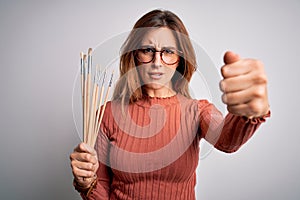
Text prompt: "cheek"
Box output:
[[169, 63, 179, 70], [166, 64, 178, 76], [136, 65, 148, 81], [165, 68, 176, 80], [136, 64, 145, 74]]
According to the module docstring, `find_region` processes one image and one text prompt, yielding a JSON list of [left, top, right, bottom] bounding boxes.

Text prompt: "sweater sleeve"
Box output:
[[198, 100, 270, 153]]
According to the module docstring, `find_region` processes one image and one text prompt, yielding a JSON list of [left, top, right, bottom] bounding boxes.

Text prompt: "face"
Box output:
[[135, 27, 179, 96]]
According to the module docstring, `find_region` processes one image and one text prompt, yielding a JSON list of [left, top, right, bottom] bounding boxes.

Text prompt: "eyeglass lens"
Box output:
[[136, 48, 180, 65]]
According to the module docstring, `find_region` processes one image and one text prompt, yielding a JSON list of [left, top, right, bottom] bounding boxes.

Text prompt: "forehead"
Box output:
[[140, 27, 177, 47]]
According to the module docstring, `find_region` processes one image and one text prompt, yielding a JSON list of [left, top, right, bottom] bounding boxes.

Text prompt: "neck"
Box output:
[[144, 83, 176, 98]]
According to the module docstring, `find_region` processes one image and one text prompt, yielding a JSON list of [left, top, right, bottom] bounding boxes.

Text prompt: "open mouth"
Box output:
[[148, 72, 164, 80]]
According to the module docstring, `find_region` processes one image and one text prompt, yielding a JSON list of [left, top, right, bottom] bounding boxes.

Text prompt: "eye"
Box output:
[[141, 48, 155, 54], [163, 49, 175, 54]]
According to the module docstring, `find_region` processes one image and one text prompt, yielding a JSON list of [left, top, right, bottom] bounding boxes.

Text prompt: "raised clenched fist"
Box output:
[[220, 51, 270, 118]]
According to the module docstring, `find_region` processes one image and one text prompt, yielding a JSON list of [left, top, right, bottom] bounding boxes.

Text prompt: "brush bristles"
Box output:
[[88, 48, 93, 56]]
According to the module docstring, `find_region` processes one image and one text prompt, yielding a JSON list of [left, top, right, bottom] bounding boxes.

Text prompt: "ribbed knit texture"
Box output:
[[80, 94, 268, 200]]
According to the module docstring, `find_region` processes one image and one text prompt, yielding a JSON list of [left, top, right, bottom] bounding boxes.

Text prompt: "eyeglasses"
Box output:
[[135, 47, 182, 65]]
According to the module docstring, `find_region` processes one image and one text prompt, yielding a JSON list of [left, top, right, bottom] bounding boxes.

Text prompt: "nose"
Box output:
[[153, 51, 162, 67]]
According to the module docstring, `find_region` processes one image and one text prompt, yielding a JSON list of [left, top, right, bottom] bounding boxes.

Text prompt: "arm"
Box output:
[[215, 112, 270, 153], [198, 100, 270, 153], [199, 51, 270, 153]]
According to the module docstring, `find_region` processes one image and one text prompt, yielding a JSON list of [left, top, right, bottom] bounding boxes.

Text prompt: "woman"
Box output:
[[70, 9, 270, 200]]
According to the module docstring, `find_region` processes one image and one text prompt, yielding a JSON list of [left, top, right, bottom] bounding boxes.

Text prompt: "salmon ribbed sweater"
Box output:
[[80, 94, 268, 200]]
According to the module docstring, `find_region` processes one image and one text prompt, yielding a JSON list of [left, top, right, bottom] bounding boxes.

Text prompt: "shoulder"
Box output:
[[177, 94, 211, 108], [197, 99, 212, 110], [176, 94, 217, 117]]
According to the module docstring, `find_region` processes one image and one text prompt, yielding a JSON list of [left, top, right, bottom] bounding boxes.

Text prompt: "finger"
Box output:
[[71, 159, 95, 172], [73, 143, 87, 153], [227, 98, 268, 118], [72, 165, 96, 179], [70, 152, 98, 164], [74, 143, 97, 155], [222, 58, 265, 79], [221, 61, 253, 79], [75, 176, 97, 188], [219, 74, 252, 93], [222, 87, 258, 106], [223, 51, 240, 64]]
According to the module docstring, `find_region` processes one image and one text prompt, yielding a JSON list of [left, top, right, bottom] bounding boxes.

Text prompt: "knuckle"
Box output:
[[92, 149, 98, 156], [221, 66, 228, 76], [85, 171, 92, 177], [255, 59, 264, 68], [219, 80, 226, 92], [93, 163, 99, 172], [70, 152, 78, 160], [84, 153, 91, 161], [79, 142, 85, 150], [227, 106, 235, 114], [87, 163, 93, 170], [89, 171, 95, 177], [259, 73, 268, 84], [245, 59, 262, 70], [221, 93, 227, 104], [253, 86, 265, 98], [254, 73, 267, 84], [92, 155, 99, 163], [73, 167, 79, 175], [253, 59, 264, 71], [93, 164, 99, 172], [70, 160, 76, 167]]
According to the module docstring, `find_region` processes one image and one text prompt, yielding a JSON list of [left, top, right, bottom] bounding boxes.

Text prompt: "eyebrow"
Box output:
[[139, 45, 177, 50]]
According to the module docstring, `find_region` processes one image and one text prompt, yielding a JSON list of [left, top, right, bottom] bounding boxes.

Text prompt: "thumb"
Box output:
[[223, 51, 240, 64], [78, 142, 96, 155]]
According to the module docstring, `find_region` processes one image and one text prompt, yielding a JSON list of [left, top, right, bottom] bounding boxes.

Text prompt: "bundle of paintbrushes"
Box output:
[[80, 48, 114, 147]]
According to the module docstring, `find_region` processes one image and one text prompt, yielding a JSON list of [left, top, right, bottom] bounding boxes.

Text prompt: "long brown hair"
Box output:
[[112, 9, 197, 105]]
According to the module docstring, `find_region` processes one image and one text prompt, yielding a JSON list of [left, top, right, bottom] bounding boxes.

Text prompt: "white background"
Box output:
[[0, 0, 299, 199]]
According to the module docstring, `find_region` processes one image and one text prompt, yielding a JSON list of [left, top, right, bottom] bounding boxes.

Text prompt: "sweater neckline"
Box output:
[[135, 93, 181, 108]]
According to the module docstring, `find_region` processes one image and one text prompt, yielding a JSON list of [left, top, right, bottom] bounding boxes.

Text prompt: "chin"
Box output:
[[145, 82, 166, 90]]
